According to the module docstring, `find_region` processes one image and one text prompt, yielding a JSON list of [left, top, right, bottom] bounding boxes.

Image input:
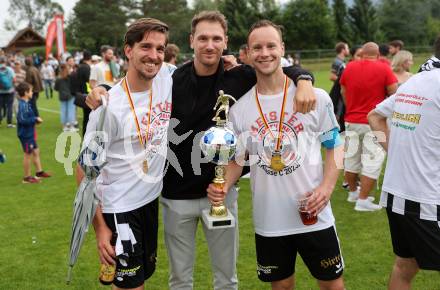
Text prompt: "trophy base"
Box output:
[[202, 209, 235, 230]]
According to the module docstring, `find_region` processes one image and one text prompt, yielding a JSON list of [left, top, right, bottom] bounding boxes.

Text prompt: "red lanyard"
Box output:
[[122, 77, 153, 148], [254, 75, 289, 151]]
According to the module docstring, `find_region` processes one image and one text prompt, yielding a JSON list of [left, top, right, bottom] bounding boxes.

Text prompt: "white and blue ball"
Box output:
[[200, 126, 236, 165]]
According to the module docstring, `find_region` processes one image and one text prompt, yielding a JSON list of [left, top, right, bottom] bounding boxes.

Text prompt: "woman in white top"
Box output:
[[392, 50, 413, 85]]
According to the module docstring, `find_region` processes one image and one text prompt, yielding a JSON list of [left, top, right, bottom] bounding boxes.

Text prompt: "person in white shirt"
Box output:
[[164, 43, 179, 74], [40, 60, 55, 99], [207, 20, 345, 290], [90, 45, 116, 88], [368, 37, 440, 290], [84, 18, 172, 290]]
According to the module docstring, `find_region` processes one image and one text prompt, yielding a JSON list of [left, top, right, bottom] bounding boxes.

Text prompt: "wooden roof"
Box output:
[[3, 26, 45, 52]]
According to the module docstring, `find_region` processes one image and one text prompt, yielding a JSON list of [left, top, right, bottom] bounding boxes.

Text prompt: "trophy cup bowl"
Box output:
[[199, 90, 237, 229]]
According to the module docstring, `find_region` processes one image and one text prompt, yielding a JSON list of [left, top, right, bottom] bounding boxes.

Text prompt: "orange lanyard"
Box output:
[[254, 75, 289, 151], [122, 77, 153, 149]]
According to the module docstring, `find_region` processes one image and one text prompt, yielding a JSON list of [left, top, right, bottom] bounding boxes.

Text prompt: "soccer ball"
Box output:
[[200, 126, 236, 165]]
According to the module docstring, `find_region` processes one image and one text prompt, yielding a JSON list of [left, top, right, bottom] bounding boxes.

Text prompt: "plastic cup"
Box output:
[[297, 192, 318, 226]]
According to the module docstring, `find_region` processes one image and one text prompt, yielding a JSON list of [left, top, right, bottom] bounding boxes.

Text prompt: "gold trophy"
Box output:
[[200, 90, 237, 229]]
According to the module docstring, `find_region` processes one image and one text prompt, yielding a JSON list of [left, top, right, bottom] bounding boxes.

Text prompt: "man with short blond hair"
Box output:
[[208, 19, 345, 290]]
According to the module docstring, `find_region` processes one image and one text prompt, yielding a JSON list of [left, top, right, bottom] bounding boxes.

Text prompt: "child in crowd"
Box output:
[[54, 64, 77, 131], [16, 82, 51, 183]]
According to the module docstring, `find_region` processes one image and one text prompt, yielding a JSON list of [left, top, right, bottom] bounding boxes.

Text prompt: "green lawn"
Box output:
[[1, 60, 439, 289]]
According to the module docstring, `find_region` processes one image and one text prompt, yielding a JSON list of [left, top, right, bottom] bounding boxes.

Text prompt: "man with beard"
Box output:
[[84, 18, 172, 289], [90, 45, 117, 88]]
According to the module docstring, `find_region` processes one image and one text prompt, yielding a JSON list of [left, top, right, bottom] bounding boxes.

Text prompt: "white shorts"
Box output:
[[344, 122, 386, 179]]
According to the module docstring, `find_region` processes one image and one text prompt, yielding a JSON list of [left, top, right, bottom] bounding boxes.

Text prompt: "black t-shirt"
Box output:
[[73, 62, 91, 135]]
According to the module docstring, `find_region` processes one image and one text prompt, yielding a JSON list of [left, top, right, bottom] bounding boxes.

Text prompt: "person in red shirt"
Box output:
[[340, 42, 398, 211]]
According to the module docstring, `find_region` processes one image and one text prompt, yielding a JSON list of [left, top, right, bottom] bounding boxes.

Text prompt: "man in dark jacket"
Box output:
[[24, 57, 43, 116]]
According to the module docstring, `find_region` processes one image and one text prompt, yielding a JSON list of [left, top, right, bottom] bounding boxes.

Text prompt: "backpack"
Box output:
[[0, 68, 13, 91]]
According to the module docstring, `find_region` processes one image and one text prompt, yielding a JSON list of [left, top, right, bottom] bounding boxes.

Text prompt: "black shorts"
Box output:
[[103, 198, 159, 289], [387, 208, 440, 270], [255, 226, 344, 282], [19, 138, 37, 154]]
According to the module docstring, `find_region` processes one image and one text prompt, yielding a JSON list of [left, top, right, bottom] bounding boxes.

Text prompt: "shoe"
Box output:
[[354, 198, 382, 211], [36, 171, 52, 178], [7, 124, 15, 128], [23, 176, 41, 184], [347, 190, 375, 203], [342, 182, 349, 189], [69, 127, 79, 132]]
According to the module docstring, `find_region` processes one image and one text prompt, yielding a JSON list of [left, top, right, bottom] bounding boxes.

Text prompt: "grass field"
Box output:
[[1, 59, 440, 290]]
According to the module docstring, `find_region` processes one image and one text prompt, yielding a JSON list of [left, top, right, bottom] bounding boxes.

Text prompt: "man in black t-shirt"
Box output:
[[72, 50, 92, 184], [72, 50, 92, 135]]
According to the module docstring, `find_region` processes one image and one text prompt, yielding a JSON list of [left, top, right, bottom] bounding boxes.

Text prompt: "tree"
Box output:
[[192, 0, 219, 12], [126, 0, 192, 52], [282, 0, 335, 50], [348, 0, 381, 44], [66, 0, 128, 52], [220, 0, 280, 51], [4, 0, 63, 33], [378, 0, 439, 46], [333, 0, 351, 43]]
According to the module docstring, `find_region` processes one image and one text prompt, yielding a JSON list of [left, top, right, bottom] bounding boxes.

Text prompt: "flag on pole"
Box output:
[[45, 14, 66, 60]]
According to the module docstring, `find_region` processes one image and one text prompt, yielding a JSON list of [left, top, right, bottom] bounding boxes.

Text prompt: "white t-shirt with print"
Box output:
[[230, 82, 339, 237], [375, 69, 440, 205], [90, 61, 114, 86], [83, 66, 172, 213]]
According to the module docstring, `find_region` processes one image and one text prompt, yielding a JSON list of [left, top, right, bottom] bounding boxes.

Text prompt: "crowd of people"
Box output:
[[328, 39, 417, 212], [1, 9, 439, 290]]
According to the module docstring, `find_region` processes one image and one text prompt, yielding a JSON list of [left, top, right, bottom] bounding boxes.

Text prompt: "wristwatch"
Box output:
[[296, 74, 313, 82]]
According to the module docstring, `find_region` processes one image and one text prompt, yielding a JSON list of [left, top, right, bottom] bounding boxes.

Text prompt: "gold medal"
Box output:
[[270, 152, 285, 172], [142, 159, 148, 174]]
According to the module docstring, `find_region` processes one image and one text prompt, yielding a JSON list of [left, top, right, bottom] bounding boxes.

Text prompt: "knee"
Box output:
[[393, 257, 419, 280], [271, 276, 294, 290], [319, 277, 345, 290]]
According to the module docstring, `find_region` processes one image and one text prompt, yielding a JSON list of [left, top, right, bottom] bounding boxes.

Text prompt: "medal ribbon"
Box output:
[[122, 77, 153, 149], [254, 75, 289, 152]]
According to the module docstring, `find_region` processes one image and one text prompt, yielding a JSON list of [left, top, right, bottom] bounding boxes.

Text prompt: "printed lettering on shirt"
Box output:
[[140, 100, 172, 160], [249, 110, 304, 176]]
